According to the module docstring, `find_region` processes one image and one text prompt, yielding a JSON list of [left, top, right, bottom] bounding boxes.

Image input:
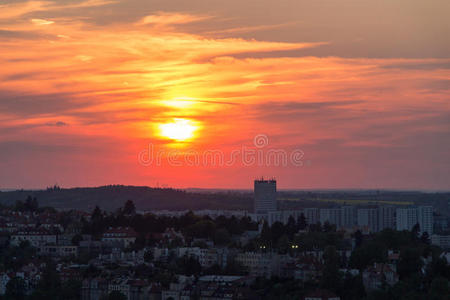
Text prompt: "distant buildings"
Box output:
[[378, 206, 396, 231], [342, 206, 356, 228], [10, 228, 57, 247], [304, 208, 320, 225], [431, 234, 450, 249], [320, 209, 342, 228], [254, 178, 277, 214], [357, 208, 378, 233], [396, 206, 433, 234], [362, 263, 399, 291], [396, 207, 419, 231], [418, 206, 433, 235], [101, 227, 137, 248]]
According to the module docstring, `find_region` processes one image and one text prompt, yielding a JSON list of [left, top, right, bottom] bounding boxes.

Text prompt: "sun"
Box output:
[[159, 118, 198, 142]]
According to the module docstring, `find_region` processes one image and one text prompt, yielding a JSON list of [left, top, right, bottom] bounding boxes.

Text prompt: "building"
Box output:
[[396, 207, 418, 231], [38, 245, 77, 257], [319, 209, 342, 228], [304, 208, 320, 225], [434, 215, 448, 233], [10, 228, 57, 247], [342, 206, 356, 229], [418, 206, 433, 234], [357, 208, 378, 233], [431, 234, 450, 249], [362, 263, 399, 291], [254, 179, 277, 214], [268, 210, 303, 226], [378, 206, 396, 231], [396, 206, 433, 234], [234, 252, 290, 278], [102, 227, 137, 248]]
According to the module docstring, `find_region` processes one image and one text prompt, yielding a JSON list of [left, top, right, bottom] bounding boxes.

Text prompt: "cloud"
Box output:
[[31, 18, 54, 26], [139, 12, 210, 26], [45, 121, 68, 127], [0, 0, 117, 20]]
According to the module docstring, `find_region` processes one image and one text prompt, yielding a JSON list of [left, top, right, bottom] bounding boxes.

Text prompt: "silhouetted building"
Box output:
[[254, 178, 277, 214]]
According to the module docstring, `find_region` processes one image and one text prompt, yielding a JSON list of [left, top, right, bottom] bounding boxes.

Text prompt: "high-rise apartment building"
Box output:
[[254, 178, 277, 214], [418, 206, 433, 234], [320, 208, 343, 228], [378, 206, 396, 230], [304, 208, 320, 225], [396, 206, 434, 234], [357, 208, 379, 232], [396, 207, 418, 231], [342, 206, 357, 228]]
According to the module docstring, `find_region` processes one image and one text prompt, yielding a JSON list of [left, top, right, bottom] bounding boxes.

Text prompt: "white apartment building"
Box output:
[[304, 208, 320, 225], [10, 228, 57, 247], [396, 206, 433, 234], [418, 206, 433, 234], [357, 208, 378, 233], [319, 209, 343, 228], [342, 206, 356, 228], [378, 206, 396, 230]]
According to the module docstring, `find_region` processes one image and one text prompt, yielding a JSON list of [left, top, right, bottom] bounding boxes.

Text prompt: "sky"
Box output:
[[0, 0, 449, 190]]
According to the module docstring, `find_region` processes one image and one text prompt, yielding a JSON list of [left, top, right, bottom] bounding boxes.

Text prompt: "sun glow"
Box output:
[[159, 118, 198, 141], [161, 97, 198, 109]]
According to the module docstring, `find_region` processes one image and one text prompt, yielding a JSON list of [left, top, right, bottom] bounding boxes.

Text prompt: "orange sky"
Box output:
[[0, 0, 449, 190]]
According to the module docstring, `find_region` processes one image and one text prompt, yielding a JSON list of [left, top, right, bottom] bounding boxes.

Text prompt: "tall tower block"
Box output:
[[254, 178, 277, 214]]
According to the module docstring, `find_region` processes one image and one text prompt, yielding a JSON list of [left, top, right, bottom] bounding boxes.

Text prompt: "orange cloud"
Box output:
[[139, 12, 211, 26]]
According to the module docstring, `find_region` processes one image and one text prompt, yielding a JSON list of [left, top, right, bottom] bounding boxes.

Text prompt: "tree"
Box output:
[[91, 205, 103, 221], [71, 234, 83, 246], [144, 249, 154, 263], [105, 291, 127, 300], [349, 241, 387, 270], [429, 277, 449, 299], [60, 279, 82, 300], [342, 273, 365, 300], [5, 277, 26, 300], [323, 221, 335, 233], [286, 216, 297, 238], [176, 255, 201, 276], [123, 200, 136, 215], [33, 261, 62, 298], [276, 234, 290, 254], [420, 231, 430, 244], [260, 221, 272, 246], [398, 248, 423, 279], [321, 246, 342, 293], [24, 195, 39, 211], [411, 223, 420, 241], [214, 228, 231, 246], [353, 230, 363, 248], [271, 222, 285, 244], [296, 213, 307, 231]]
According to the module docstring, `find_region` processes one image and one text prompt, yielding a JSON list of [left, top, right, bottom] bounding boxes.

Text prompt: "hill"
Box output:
[[0, 185, 253, 212]]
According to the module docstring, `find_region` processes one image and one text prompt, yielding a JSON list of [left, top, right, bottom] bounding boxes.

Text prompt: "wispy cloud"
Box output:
[[138, 12, 211, 26]]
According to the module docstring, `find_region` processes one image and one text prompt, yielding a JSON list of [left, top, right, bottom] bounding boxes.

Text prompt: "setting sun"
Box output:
[[159, 118, 198, 141]]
